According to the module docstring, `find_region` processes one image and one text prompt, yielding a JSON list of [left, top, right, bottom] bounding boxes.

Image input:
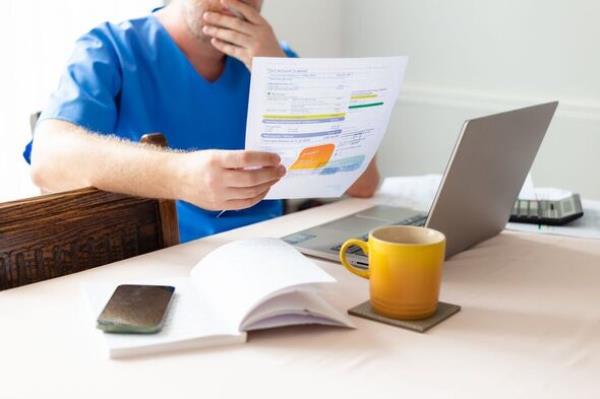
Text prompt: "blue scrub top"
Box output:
[[24, 13, 297, 243]]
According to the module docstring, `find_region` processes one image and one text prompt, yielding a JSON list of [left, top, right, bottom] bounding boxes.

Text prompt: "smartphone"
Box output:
[[97, 284, 175, 334]]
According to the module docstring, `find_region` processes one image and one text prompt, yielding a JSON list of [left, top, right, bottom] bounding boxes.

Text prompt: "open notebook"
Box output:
[[84, 238, 353, 358]]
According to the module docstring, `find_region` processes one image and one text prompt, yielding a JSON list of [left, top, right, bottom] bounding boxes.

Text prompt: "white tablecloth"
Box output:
[[1, 197, 599, 398]]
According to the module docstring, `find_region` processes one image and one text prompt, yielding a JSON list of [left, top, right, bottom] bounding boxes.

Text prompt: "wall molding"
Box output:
[[397, 83, 600, 122]]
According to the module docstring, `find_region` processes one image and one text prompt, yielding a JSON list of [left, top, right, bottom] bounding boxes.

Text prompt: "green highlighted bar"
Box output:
[[349, 102, 384, 110], [263, 112, 346, 120]]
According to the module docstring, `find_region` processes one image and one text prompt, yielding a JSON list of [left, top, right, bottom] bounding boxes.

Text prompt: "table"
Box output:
[[1, 197, 599, 398]]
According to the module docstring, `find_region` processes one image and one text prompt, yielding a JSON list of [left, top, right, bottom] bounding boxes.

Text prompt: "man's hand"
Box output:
[[201, 0, 285, 70], [346, 158, 380, 198], [178, 149, 286, 211]]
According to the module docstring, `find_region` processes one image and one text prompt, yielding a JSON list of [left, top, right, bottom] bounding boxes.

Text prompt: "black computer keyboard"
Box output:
[[331, 214, 427, 256], [393, 214, 427, 227]]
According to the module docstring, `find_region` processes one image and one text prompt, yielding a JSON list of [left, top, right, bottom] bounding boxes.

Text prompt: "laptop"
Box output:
[[283, 102, 559, 268]]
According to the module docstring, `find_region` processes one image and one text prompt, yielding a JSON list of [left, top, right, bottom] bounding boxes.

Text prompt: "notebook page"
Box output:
[[189, 238, 335, 330], [240, 289, 354, 331]]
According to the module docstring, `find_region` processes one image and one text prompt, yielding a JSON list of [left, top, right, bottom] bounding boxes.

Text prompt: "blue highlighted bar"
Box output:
[[261, 129, 342, 139], [319, 155, 365, 175]]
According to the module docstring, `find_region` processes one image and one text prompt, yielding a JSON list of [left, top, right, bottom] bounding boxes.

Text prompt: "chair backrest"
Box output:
[[0, 132, 179, 291], [0, 189, 179, 290]]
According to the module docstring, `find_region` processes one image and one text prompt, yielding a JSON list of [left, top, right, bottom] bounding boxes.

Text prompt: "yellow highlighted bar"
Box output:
[[351, 93, 378, 100], [263, 113, 346, 120]]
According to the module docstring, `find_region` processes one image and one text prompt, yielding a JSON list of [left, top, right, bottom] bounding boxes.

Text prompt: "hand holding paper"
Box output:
[[178, 149, 284, 211]]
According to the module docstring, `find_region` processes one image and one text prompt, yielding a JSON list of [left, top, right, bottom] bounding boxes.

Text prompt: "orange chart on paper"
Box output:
[[289, 144, 335, 170]]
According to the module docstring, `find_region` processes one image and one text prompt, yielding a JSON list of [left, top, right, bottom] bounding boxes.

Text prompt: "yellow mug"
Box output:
[[339, 225, 446, 320]]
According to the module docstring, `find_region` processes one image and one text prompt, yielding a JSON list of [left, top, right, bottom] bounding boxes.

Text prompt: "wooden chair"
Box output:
[[0, 133, 179, 291]]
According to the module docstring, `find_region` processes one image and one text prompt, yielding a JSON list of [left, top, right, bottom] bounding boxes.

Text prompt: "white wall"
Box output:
[[0, 0, 161, 202], [342, 0, 600, 199], [263, 0, 343, 57]]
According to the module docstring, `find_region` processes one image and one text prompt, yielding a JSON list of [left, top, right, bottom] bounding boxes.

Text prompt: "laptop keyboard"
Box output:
[[331, 214, 427, 256]]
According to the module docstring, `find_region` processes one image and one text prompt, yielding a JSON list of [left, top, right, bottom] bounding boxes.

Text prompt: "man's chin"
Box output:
[[187, 27, 212, 44]]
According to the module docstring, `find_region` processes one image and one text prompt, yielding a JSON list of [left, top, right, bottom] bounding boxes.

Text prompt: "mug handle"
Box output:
[[339, 239, 370, 279]]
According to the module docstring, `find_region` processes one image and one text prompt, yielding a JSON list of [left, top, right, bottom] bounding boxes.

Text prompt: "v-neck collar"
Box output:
[[150, 12, 233, 87]]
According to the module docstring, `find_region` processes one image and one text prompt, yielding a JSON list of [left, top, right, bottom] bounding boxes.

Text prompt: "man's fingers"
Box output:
[[225, 179, 279, 200], [210, 38, 245, 62], [224, 189, 269, 210], [220, 0, 264, 25], [224, 165, 285, 188], [203, 25, 251, 48], [203, 11, 252, 34], [219, 150, 281, 169]]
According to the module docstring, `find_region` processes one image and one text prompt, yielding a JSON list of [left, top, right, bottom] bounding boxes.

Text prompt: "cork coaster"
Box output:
[[348, 301, 461, 333]]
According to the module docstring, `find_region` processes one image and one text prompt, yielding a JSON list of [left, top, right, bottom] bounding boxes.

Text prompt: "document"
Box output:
[[245, 57, 408, 199]]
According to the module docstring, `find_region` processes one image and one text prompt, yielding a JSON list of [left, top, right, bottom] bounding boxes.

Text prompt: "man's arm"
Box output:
[[345, 157, 381, 198], [30, 119, 285, 210]]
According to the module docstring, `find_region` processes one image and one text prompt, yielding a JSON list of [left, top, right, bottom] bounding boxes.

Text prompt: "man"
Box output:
[[27, 0, 380, 242]]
